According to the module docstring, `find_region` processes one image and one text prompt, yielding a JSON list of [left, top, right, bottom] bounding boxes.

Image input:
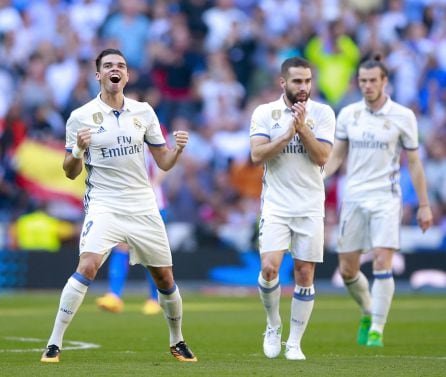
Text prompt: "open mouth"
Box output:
[[110, 74, 121, 83]]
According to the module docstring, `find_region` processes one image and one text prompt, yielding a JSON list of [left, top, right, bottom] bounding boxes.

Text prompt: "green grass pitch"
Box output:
[[0, 290, 445, 377]]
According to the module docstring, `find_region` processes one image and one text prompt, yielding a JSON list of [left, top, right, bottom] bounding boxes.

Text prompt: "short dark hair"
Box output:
[[281, 57, 311, 78], [95, 48, 126, 71], [358, 52, 388, 78]]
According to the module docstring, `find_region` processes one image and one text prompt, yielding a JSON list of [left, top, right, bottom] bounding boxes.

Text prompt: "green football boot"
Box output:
[[366, 330, 384, 347], [357, 315, 371, 345]]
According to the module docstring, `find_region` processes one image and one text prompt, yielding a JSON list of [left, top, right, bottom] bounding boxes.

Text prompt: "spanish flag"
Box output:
[[14, 138, 86, 206]]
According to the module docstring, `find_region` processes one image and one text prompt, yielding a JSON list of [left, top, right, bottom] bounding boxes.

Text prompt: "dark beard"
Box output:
[[285, 87, 309, 104]]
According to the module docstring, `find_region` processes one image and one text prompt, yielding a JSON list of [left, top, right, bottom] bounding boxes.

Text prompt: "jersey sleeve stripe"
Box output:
[[251, 133, 270, 139], [316, 138, 333, 145]]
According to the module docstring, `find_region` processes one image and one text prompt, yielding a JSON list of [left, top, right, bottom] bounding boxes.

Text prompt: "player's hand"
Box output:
[[291, 102, 306, 133], [76, 127, 91, 149], [173, 130, 188, 153], [417, 205, 433, 233]]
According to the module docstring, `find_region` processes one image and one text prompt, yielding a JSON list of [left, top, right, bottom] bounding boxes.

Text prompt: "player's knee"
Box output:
[[339, 265, 357, 281], [261, 264, 279, 281], [294, 265, 313, 285], [76, 257, 101, 280], [76, 265, 99, 280], [151, 269, 174, 290]]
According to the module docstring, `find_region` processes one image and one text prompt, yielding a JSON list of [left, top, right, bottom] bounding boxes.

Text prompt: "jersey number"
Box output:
[[82, 220, 93, 237]]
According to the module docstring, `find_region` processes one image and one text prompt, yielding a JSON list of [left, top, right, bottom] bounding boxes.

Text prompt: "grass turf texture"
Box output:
[[0, 292, 445, 377]]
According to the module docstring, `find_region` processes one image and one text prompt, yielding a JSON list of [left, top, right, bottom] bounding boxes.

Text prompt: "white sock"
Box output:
[[344, 272, 372, 316], [257, 272, 281, 328], [287, 284, 315, 346], [370, 270, 395, 334], [158, 284, 183, 346], [47, 273, 90, 348]]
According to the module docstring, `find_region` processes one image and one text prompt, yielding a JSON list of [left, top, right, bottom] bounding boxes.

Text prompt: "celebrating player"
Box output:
[[41, 48, 197, 363], [250, 57, 335, 360]]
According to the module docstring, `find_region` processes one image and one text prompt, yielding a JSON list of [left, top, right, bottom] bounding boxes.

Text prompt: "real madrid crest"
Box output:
[[133, 117, 143, 129], [272, 109, 281, 121], [92, 112, 104, 124], [383, 120, 391, 130], [352, 110, 361, 126], [305, 118, 315, 129]]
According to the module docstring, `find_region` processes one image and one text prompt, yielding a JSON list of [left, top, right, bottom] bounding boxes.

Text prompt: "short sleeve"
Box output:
[[65, 113, 80, 151], [400, 110, 419, 150], [250, 105, 270, 138], [314, 105, 336, 145], [144, 105, 166, 146]]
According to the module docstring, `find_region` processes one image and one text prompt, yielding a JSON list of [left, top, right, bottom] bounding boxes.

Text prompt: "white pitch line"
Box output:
[[323, 353, 446, 361], [0, 337, 100, 353]]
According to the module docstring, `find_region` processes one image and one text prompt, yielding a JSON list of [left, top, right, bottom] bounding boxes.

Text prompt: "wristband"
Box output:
[[72, 144, 85, 159]]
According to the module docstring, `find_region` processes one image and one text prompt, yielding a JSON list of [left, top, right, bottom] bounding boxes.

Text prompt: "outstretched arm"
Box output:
[[406, 149, 433, 232]]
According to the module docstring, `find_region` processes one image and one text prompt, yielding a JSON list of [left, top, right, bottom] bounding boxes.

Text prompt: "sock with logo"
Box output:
[[47, 272, 91, 348]]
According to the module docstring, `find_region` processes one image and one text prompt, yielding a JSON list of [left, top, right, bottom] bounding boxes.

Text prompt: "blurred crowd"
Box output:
[[0, 0, 445, 253]]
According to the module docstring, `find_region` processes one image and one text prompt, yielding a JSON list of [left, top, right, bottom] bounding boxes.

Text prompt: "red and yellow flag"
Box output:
[[14, 138, 86, 206]]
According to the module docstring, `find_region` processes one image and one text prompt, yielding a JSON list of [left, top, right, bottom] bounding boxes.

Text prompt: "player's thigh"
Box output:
[[258, 215, 291, 254], [126, 213, 172, 267], [337, 201, 369, 253], [370, 198, 401, 250], [289, 216, 324, 262]]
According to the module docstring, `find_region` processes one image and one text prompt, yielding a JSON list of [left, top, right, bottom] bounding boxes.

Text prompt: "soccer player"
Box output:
[[40, 48, 197, 363], [250, 57, 335, 360], [324, 55, 433, 347]]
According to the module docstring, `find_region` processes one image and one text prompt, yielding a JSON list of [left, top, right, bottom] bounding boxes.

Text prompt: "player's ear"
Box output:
[[95, 71, 100, 81], [279, 76, 286, 89]]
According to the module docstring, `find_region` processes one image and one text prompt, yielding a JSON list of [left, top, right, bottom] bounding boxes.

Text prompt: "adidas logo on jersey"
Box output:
[[272, 123, 281, 129], [97, 126, 106, 133]]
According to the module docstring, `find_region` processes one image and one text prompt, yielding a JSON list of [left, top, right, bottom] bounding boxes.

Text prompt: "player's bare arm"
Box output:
[[150, 130, 188, 171], [291, 102, 332, 167], [406, 149, 433, 232], [324, 139, 348, 177], [63, 127, 91, 180], [250, 121, 296, 164]]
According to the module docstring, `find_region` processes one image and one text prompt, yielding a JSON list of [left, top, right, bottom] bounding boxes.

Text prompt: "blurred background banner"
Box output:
[[13, 138, 85, 206]]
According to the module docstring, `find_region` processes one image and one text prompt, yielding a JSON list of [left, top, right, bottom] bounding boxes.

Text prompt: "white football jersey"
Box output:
[[65, 94, 165, 215], [336, 97, 419, 201], [250, 96, 335, 217]]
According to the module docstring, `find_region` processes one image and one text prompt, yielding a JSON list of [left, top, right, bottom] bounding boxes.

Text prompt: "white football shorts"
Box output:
[[258, 215, 324, 262], [337, 198, 402, 253], [79, 211, 172, 267]]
